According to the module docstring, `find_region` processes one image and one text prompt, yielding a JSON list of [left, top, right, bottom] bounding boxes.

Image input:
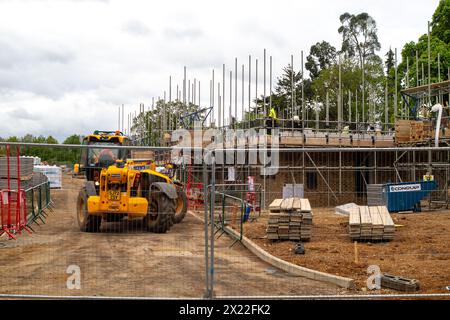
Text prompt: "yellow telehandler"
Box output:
[[77, 159, 179, 233]]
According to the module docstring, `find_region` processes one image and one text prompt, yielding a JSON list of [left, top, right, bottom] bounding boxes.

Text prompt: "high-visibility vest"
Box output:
[[269, 108, 277, 119]]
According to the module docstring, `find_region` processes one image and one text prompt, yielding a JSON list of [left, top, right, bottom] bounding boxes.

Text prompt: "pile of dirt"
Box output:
[[241, 208, 450, 294]]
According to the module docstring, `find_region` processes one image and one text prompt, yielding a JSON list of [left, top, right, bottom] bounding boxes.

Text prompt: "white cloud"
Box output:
[[0, 0, 441, 140]]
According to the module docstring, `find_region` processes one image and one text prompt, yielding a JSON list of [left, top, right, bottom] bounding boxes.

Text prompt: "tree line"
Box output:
[[0, 134, 82, 165]]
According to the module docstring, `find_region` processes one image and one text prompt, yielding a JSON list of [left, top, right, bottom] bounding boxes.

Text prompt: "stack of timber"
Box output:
[[349, 206, 395, 242], [267, 198, 313, 241], [378, 206, 395, 241], [395, 120, 424, 144], [348, 206, 361, 239]]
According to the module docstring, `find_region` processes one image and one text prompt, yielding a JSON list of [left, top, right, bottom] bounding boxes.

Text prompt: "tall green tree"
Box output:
[[431, 0, 450, 43], [306, 41, 337, 80], [338, 12, 381, 67]]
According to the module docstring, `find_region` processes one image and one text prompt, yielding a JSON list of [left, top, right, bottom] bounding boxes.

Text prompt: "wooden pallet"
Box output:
[[349, 206, 395, 242], [266, 198, 313, 241]]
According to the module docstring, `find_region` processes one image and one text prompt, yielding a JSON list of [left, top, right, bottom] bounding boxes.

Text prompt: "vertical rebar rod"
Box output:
[[301, 50, 305, 123], [385, 80, 388, 128], [326, 91, 329, 127], [406, 56, 410, 89], [348, 91, 351, 124], [394, 48, 398, 119], [291, 54, 294, 119], [438, 53, 441, 82], [248, 55, 251, 128], [362, 55, 365, 125], [183, 66, 187, 105], [256, 58, 258, 120], [242, 64, 245, 122], [438, 53, 441, 103], [223, 64, 225, 128], [338, 55, 342, 131], [428, 21, 431, 103], [235, 58, 238, 126], [263, 49, 266, 117], [416, 50, 419, 87], [230, 70, 232, 126], [315, 98, 319, 131], [270, 56, 273, 113], [212, 69, 215, 125]]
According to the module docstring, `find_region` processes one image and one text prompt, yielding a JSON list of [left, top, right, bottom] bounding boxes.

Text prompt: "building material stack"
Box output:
[[0, 157, 35, 190], [366, 184, 384, 206], [267, 198, 313, 241], [359, 206, 373, 241], [378, 206, 395, 241], [369, 206, 384, 241], [395, 120, 424, 144], [349, 207, 361, 240], [348, 206, 395, 242], [33, 165, 62, 189]]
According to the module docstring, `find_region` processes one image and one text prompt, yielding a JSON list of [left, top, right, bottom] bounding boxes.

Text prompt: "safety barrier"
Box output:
[[25, 179, 52, 228], [0, 189, 32, 239], [0, 145, 52, 239]]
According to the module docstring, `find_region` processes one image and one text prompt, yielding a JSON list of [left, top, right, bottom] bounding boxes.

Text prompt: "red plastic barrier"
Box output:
[[187, 182, 204, 210], [0, 189, 28, 239], [0, 145, 32, 239]]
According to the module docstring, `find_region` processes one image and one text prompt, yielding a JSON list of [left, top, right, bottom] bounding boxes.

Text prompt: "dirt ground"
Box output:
[[240, 208, 450, 294], [0, 174, 341, 298]]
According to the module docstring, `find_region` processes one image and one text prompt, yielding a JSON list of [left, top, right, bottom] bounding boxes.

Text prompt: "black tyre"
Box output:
[[173, 189, 188, 224], [144, 190, 175, 233], [77, 188, 102, 232]]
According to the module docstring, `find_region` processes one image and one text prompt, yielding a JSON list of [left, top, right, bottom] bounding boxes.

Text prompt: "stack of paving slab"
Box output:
[[349, 205, 395, 242], [0, 157, 35, 191], [0, 157, 34, 179], [267, 198, 313, 241]]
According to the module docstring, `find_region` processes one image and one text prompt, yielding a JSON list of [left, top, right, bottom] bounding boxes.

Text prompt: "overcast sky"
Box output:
[[0, 0, 440, 141]]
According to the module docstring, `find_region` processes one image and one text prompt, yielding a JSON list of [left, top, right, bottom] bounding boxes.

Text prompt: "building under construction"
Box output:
[[137, 79, 450, 212]]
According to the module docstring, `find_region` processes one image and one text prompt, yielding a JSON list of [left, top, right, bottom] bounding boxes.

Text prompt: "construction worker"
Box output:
[[267, 107, 278, 135], [269, 107, 277, 120]]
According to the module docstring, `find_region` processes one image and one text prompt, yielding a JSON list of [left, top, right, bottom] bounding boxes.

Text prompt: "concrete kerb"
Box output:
[[189, 211, 355, 289]]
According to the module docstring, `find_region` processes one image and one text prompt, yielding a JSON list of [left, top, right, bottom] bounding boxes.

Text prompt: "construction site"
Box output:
[[1, 0, 450, 303]]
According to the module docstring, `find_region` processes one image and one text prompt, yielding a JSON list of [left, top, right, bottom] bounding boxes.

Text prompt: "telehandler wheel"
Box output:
[[77, 188, 102, 233], [145, 191, 175, 233], [173, 189, 188, 224]]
